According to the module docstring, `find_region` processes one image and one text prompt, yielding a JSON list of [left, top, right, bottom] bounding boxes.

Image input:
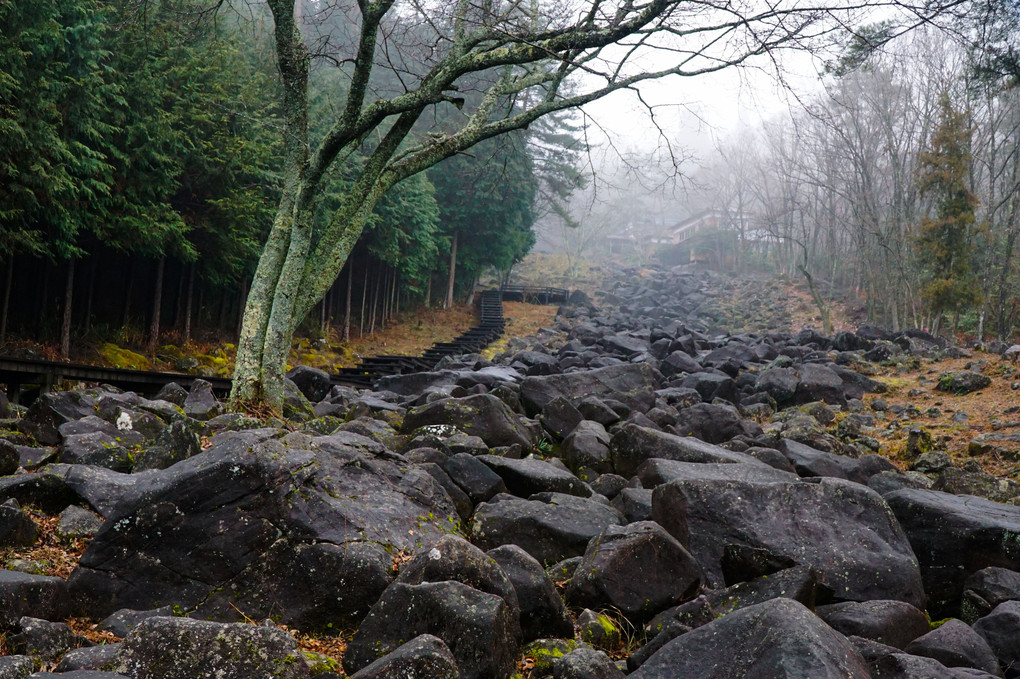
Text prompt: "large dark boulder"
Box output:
[[642, 565, 820, 643], [870, 652, 998, 678], [794, 363, 847, 406], [0, 440, 19, 476], [520, 363, 658, 416], [348, 635, 460, 679], [113, 616, 310, 679], [402, 394, 534, 449], [132, 420, 202, 472], [286, 365, 332, 403], [444, 453, 507, 503], [19, 389, 99, 445], [66, 432, 460, 631], [673, 402, 763, 443], [756, 367, 799, 406], [0, 571, 70, 629], [973, 600, 1020, 675], [59, 432, 132, 472], [487, 545, 573, 641], [652, 476, 925, 607], [565, 521, 702, 625], [471, 493, 625, 565], [903, 619, 1002, 677], [343, 581, 518, 679], [394, 534, 520, 627], [182, 379, 222, 421], [885, 488, 1020, 617], [963, 568, 1020, 622], [561, 420, 612, 473], [554, 647, 624, 679], [0, 500, 39, 547], [635, 459, 796, 492], [629, 598, 871, 678], [609, 423, 769, 478], [476, 455, 590, 498], [816, 600, 931, 649], [0, 472, 79, 513]]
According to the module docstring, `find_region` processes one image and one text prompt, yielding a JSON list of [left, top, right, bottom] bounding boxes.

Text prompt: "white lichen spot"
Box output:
[[116, 411, 133, 431], [428, 548, 441, 561]]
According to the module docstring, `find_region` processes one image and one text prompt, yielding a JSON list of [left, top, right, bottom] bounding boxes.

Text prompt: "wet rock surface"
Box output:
[[3, 265, 1020, 677]]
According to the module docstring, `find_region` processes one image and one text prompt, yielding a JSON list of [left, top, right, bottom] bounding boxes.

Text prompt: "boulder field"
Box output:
[[1, 266, 1020, 678]]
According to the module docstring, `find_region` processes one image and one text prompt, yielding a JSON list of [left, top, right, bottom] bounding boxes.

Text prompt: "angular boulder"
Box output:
[[520, 363, 658, 416], [402, 394, 534, 449], [816, 600, 931, 649], [67, 432, 460, 630], [609, 423, 769, 478], [565, 521, 702, 625], [652, 476, 925, 607], [113, 616, 309, 679], [349, 634, 460, 679], [487, 544, 573, 641], [343, 581, 518, 679], [477, 455, 590, 498], [885, 488, 1020, 617], [471, 493, 625, 565], [629, 598, 870, 678]]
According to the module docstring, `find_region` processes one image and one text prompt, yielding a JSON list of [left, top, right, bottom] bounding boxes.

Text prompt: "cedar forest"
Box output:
[[0, 0, 567, 363]]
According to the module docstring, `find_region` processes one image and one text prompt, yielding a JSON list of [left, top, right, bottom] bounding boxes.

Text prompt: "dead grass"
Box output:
[[482, 302, 559, 360], [770, 285, 1020, 479], [862, 354, 1020, 476], [0, 507, 91, 579], [782, 282, 861, 334], [336, 303, 479, 368]]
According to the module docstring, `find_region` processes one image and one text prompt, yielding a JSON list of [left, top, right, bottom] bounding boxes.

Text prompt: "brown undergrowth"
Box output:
[[0, 507, 90, 579]]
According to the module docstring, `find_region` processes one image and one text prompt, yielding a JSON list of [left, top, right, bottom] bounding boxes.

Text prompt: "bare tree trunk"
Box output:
[[37, 263, 49, 339], [184, 265, 195, 343], [425, 273, 432, 309], [84, 259, 96, 334], [343, 263, 352, 342], [218, 290, 229, 331], [0, 258, 12, 343], [445, 232, 458, 309], [122, 261, 135, 328], [380, 266, 389, 330], [236, 278, 248, 342], [147, 257, 165, 355], [363, 265, 371, 338], [394, 270, 400, 316], [370, 265, 381, 334], [61, 258, 74, 359]]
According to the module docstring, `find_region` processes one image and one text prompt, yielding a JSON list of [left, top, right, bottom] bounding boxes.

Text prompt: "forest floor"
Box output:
[[779, 278, 1020, 478]]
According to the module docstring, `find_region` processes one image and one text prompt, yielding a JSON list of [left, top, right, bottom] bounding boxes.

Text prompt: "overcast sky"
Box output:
[[579, 48, 824, 162]]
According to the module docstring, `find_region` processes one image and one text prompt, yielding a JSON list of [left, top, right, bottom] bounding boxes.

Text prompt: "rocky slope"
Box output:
[[1, 265, 1019, 678]]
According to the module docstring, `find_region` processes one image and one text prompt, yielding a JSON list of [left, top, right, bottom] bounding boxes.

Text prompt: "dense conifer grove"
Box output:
[[0, 0, 547, 355]]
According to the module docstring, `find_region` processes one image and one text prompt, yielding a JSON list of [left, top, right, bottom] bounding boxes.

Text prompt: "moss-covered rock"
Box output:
[[98, 343, 151, 371]]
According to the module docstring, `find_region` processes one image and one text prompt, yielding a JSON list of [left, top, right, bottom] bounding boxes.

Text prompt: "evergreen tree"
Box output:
[[0, 0, 117, 261], [429, 132, 537, 303], [915, 94, 982, 332]]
